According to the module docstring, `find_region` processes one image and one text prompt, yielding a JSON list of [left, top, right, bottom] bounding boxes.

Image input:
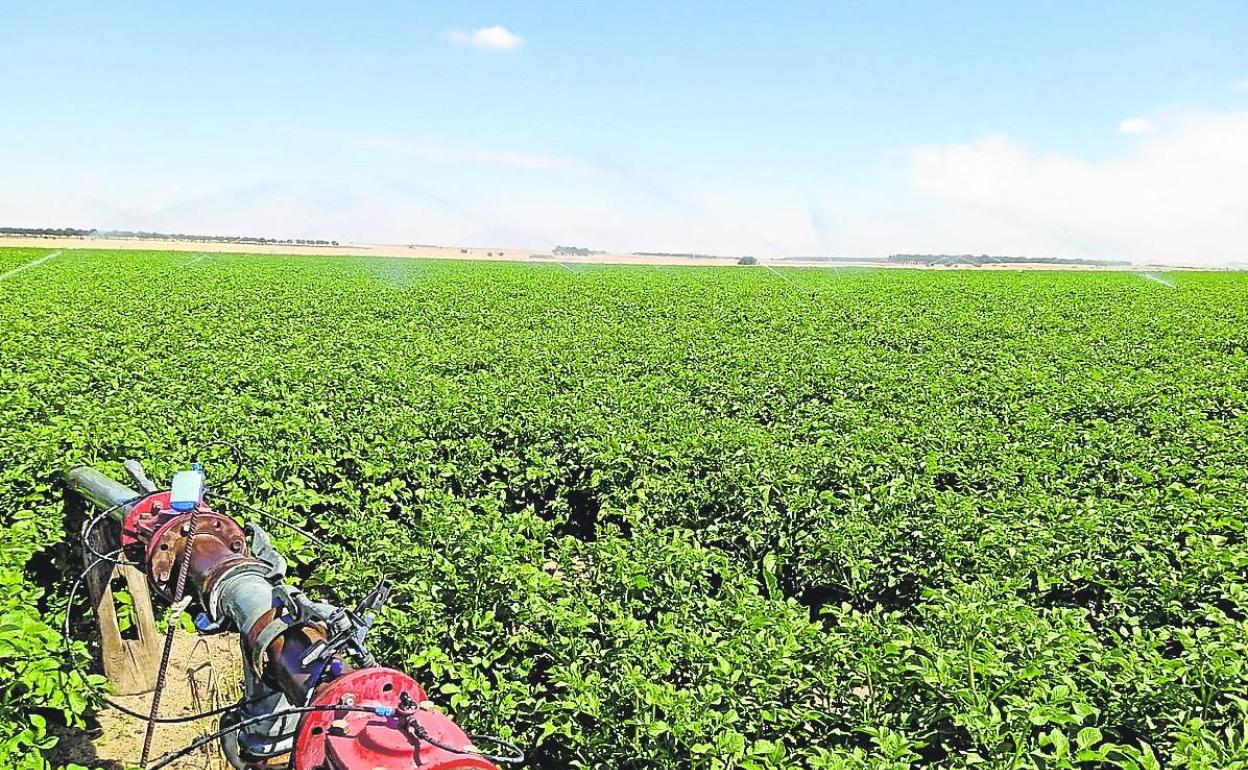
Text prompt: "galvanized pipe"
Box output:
[[63, 465, 142, 521], [214, 571, 275, 633]]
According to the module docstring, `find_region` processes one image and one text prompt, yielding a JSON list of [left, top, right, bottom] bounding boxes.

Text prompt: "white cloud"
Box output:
[[1232, 78, 1248, 92], [905, 110, 1248, 265], [1118, 117, 1157, 134], [449, 25, 523, 51], [6, 98, 1246, 266]]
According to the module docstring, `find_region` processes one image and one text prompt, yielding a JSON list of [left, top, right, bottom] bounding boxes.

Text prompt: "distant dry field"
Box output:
[[0, 235, 744, 266]]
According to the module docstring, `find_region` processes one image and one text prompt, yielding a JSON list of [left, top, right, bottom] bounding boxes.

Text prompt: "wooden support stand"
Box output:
[[82, 518, 162, 695]]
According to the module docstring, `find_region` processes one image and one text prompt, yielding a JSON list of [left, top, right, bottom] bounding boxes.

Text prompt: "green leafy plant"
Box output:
[[0, 248, 1245, 769]]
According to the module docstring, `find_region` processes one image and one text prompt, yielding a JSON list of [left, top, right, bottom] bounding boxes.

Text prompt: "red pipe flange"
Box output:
[[119, 492, 252, 601], [119, 491, 175, 553], [293, 668, 495, 770]]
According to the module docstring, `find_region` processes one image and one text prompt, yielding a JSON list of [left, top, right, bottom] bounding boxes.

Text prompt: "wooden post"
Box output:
[[82, 518, 161, 694]]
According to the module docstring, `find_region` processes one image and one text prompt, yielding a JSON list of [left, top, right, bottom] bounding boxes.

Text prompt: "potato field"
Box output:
[[1, 247, 1246, 769]]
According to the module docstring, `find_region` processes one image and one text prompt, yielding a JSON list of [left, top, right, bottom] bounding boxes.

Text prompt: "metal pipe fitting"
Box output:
[[63, 465, 143, 521]]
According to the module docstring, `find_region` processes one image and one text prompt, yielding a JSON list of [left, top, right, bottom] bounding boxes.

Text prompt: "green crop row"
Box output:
[[0, 248, 1245, 769]]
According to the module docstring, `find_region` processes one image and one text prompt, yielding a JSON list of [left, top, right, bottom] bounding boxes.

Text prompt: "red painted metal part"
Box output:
[[119, 492, 253, 602], [293, 668, 495, 770], [119, 489, 495, 770], [119, 491, 173, 552]]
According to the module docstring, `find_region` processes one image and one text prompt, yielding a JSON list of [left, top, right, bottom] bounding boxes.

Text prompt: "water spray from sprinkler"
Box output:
[[762, 263, 819, 303], [1136, 271, 1176, 288], [0, 250, 62, 282]]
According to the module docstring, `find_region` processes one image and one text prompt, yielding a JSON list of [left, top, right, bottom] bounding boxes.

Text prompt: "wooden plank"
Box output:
[[82, 518, 161, 695]]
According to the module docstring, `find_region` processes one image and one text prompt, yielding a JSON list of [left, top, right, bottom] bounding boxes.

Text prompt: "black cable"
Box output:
[[145, 704, 380, 770], [109, 693, 252, 724], [196, 440, 244, 491], [63, 550, 122, 651], [464, 733, 526, 764], [204, 491, 329, 546], [393, 692, 524, 764], [194, 439, 331, 546], [412, 725, 527, 765], [81, 501, 146, 567], [147, 702, 525, 770]]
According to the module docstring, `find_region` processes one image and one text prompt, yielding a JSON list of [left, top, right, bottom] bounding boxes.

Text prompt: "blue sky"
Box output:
[[3, 1, 1247, 263]]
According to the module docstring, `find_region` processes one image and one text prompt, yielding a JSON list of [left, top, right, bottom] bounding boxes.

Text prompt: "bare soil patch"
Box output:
[[52, 630, 243, 770]]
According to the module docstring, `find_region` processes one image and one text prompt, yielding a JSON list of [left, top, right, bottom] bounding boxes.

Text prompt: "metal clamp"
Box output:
[[249, 615, 298, 678]]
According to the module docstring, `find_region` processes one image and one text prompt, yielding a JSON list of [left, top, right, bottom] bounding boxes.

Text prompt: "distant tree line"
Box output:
[[0, 226, 94, 237], [888, 253, 1130, 266], [553, 245, 604, 256], [1, 226, 338, 247]]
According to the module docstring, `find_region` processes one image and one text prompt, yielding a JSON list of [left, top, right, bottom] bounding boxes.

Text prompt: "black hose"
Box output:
[[196, 440, 244, 491], [412, 725, 527, 765], [195, 440, 329, 546], [145, 704, 379, 770], [204, 491, 329, 546]]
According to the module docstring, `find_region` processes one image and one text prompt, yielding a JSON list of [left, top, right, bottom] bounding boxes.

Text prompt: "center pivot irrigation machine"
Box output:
[[63, 459, 524, 770]]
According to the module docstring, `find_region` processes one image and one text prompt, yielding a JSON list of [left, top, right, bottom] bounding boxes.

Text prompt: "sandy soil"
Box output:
[[1, 235, 751, 267], [52, 630, 243, 770], [0, 235, 1161, 270]]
